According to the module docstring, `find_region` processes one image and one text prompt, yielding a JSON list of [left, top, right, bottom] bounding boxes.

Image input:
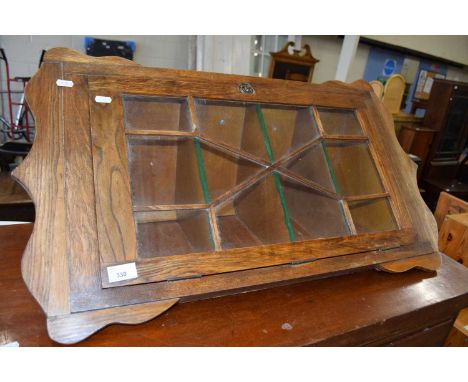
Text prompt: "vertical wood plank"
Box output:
[[89, 89, 137, 264], [63, 75, 102, 305]]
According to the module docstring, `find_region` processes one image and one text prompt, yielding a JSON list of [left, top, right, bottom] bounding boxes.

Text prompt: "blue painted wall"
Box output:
[[363, 46, 405, 82], [363, 45, 448, 115]]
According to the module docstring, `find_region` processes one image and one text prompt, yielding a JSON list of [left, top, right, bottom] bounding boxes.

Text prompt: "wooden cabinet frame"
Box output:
[[13, 48, 441, 344]]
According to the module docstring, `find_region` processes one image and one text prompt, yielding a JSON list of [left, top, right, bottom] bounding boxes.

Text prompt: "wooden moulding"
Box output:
[[47, 299, 179, 345], [14, 48, 441, 344]]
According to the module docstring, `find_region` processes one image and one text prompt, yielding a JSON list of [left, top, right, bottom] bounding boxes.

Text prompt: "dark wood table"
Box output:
[[1, 223, 467, 346]]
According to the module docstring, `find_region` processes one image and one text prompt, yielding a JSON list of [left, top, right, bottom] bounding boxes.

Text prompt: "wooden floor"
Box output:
[[1, 223, 468, 346]]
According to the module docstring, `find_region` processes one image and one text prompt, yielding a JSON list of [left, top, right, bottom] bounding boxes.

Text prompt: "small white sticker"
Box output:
[[1, 341, 19, 347], [107, 262, 138, 283], [95, 95, 112, 104], [56, 79, 74, 87]]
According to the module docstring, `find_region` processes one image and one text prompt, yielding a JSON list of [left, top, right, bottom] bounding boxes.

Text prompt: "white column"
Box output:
[[187, 36, 197, 71], [335, 35, 360, 82], [196, 35, 205, 71]]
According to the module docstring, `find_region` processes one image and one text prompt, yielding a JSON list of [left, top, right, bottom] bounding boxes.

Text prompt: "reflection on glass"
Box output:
[[200, 142, 264, 200], [281, 175, 350, 240], [317, 108, 363, 136], [196, 99, 319, 162], [216, 175, 290, 248], [251, 53, 261, 75], [215, 172, 349, 249], [282, 143, 336, 193], [136, 209, 213, 258], [264, 36, 277, 53], [122, 95, 400, 259], [325, 142, 384, 196], [123, 96, 191, 131], [348, 198, 397, 234], [278, 36, 288, 49], [127, 137, 205, 207], [262, 56, 271, 77]]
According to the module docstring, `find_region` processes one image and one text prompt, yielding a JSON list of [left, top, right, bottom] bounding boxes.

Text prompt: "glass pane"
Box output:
[[136, 209, 213, 258], [200, 142, 264, 201], [262, 55, 271, 77], [123, 96, 191, 131], [278, 35, 288, 49], [196, 99, 319, 162], [348, 198, 397, 234], [281, 142, 336, 193], [251, 52, 261, 75], [325, 142, 384, 196], [126, 136, 205, 207], [215, 172, 349, 249], [281, 175, 350, 240], [252, 35, 263, 50], [261, 106, 319, 159], [317, 108, 363, 136], [435, 96, 468, 159], [264, 36, 276, 53], [215, 174, 290, 249]]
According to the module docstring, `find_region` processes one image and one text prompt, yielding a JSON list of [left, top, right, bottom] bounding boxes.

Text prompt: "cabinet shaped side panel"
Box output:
[[12, 63, 70, 316]]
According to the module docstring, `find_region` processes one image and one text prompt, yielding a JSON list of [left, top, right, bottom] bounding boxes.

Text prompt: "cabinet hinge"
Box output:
[[290, 257, 317, 266], [166, 274, 203, 282]]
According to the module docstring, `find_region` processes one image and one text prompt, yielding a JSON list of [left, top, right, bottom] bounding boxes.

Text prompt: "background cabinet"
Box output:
[[420, 79, 468, 209]]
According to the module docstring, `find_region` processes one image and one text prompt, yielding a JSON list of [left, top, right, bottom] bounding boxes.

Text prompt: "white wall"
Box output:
[[0, 35, 191, 77], [1, 34, 467, 130], [446, 66, 468, 82], [0, 35, 193, 135], [301, 35, 370, 83], [302, 35, 468, 84], [363, 35, 468, 66]]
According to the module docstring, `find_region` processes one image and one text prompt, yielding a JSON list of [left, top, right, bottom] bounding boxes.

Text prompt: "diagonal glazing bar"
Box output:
[[255, 104, 295, 242], [276, 168, 340, 200], [198, 135, 270, 167], [187, 96, 218, 250]]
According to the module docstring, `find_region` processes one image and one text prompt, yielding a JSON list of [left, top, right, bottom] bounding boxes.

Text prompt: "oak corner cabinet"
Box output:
[[13, 48, 441, 344]]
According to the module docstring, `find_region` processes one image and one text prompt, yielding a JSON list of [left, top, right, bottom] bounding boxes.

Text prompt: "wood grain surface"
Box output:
[[47, 299, 178, 344], [11, 48, 442, 343], [12, 63, 70, 316], [1, 224, 467, 346]]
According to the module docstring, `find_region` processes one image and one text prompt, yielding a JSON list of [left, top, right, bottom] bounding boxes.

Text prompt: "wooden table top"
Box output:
[[1, 223, 468, 346]]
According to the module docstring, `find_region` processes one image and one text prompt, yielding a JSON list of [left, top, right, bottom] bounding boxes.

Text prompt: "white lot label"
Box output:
[[95, 95, 112, 104], [107, 262, 138, 283], [56, 79, 74, 87]]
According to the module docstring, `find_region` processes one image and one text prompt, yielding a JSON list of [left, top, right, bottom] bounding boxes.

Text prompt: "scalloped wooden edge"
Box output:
[[355, 78, 440, 274], [44, 47, 140, 66], [47, 298, 179, 344], [376, 252, 442, 273]]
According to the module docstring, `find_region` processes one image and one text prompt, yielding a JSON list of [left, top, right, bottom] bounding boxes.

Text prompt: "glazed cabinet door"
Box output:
[[88, 76, 421, 289]]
